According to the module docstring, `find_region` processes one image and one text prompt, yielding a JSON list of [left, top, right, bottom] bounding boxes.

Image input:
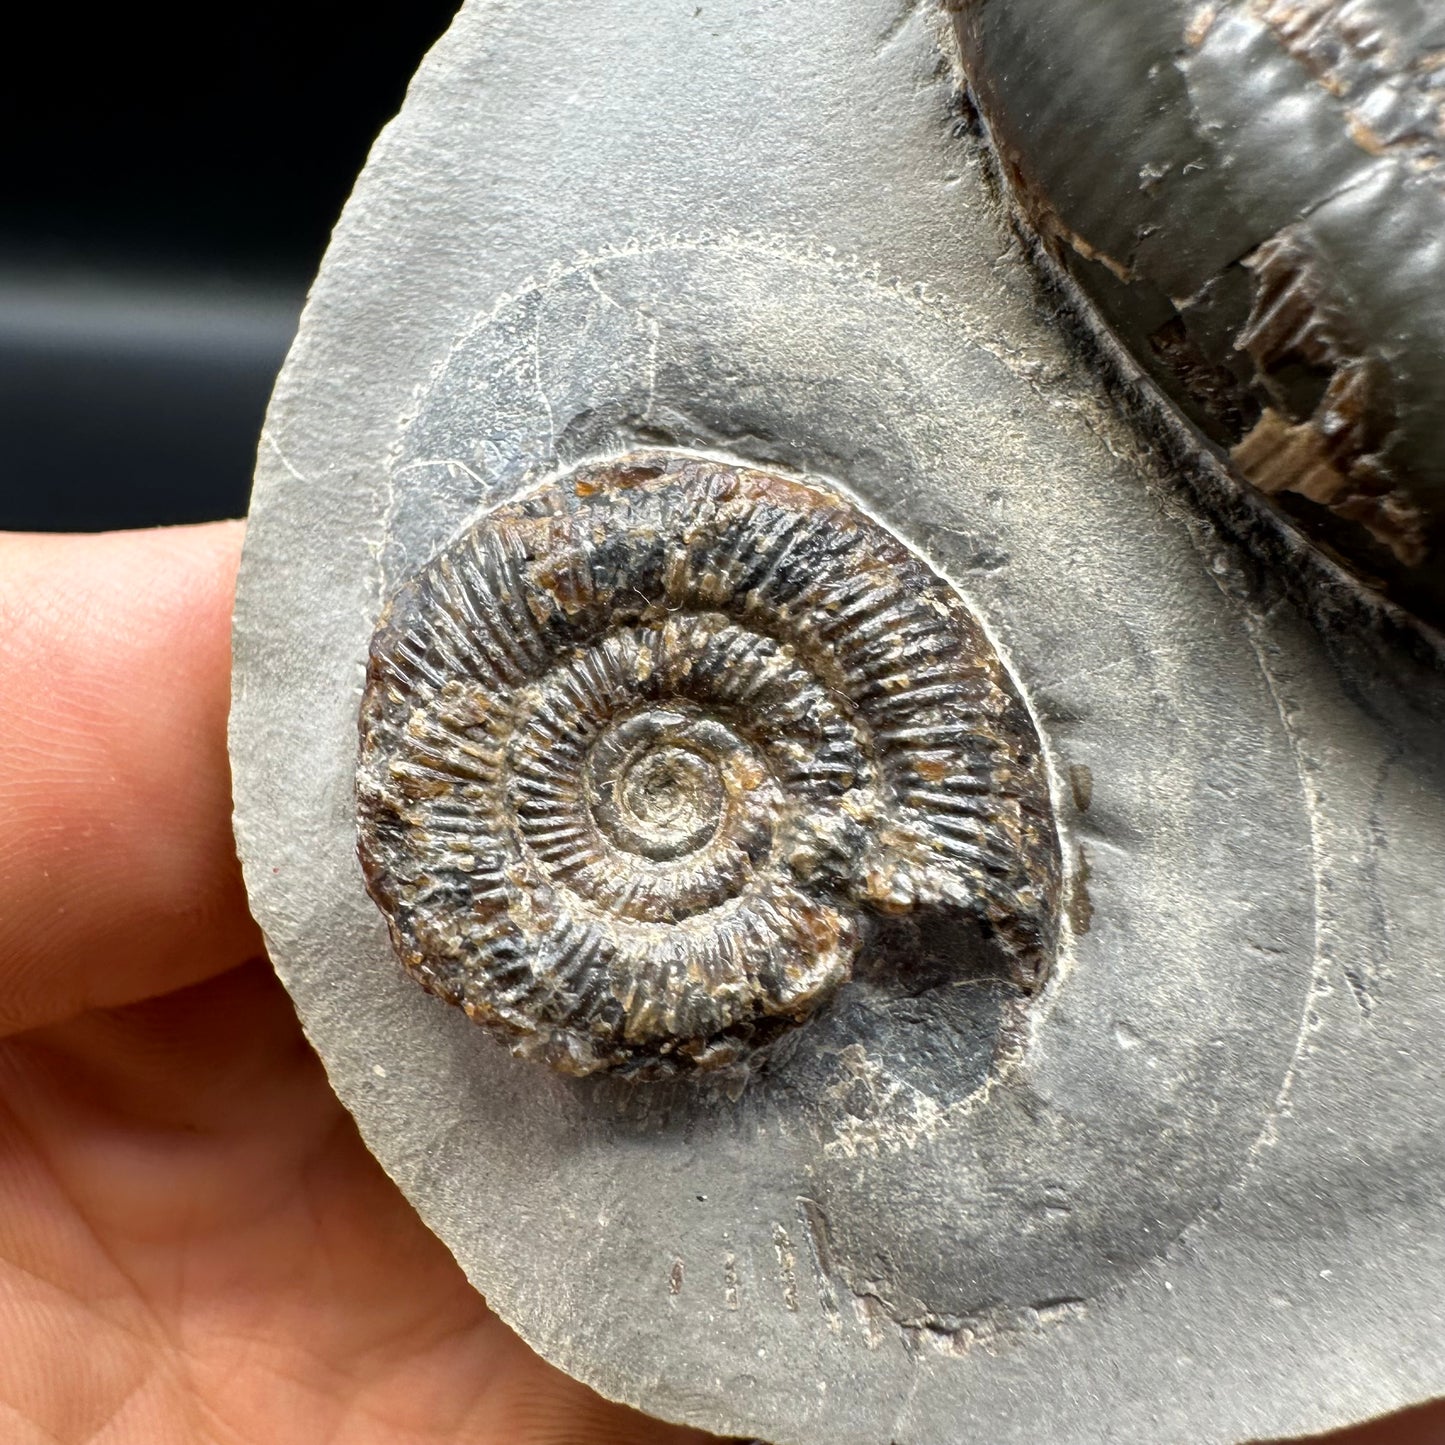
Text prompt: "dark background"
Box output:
[[1, 3, 460, 530]]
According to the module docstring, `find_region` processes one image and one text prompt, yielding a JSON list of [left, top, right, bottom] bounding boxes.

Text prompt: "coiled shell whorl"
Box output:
[[952, 0, 1445, 630], [357, 453, 1060, 1076]]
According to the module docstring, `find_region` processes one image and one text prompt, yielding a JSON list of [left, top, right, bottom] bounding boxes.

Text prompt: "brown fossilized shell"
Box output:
[[951, 0, 1445, 630], [356, 453, 1060, 1077]]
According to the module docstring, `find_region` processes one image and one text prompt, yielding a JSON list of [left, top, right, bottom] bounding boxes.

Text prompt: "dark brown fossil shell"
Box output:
[[952, 0, 1445, 631], [357, 453, 1060, 1077]]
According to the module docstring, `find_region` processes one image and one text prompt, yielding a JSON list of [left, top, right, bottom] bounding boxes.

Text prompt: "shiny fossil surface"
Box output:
[[358, 453, 1059, 1076], [952, 0, 1445, 631]]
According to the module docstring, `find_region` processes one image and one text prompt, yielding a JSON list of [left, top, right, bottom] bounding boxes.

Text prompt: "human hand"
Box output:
[[0, 523, 724, 1445], [0, 522, 1436, 1445]]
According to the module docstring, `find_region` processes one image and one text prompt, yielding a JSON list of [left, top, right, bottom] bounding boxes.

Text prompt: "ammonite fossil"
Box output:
[[953, 0, 1445, 630], [357, 453, 1060, 1077]]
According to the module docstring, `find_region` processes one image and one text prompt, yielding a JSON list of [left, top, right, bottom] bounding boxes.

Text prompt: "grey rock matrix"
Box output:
[[230, 2, 1445, 1441]]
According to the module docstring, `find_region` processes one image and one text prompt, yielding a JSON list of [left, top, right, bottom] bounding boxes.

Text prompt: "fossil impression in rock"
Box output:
[[357, 453, 1060, 1076]]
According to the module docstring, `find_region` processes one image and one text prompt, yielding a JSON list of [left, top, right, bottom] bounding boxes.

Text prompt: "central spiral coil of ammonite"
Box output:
[[357, 453, 1060, 1076]]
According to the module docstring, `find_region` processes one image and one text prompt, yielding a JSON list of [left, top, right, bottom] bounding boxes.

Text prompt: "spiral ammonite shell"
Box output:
[[357, 453, 1060, 1076]]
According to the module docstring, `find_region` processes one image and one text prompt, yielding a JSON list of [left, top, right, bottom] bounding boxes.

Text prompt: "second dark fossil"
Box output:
[[357, 452, 1060, 1077]]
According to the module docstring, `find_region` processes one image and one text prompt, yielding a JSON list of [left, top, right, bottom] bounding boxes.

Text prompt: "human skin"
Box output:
[[0, 521, 1437, 1445]]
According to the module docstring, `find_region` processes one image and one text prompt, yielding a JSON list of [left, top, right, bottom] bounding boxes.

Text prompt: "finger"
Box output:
[[0, 522, 260, 1035], [1289, 1399, 1445, 1444]]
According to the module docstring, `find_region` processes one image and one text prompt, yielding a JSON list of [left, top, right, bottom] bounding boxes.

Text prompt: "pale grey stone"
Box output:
[[230, 2, 1445, 1441]]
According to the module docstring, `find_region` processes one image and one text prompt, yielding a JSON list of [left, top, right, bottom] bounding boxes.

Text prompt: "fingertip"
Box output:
[[0, 523, 261, 1035]]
